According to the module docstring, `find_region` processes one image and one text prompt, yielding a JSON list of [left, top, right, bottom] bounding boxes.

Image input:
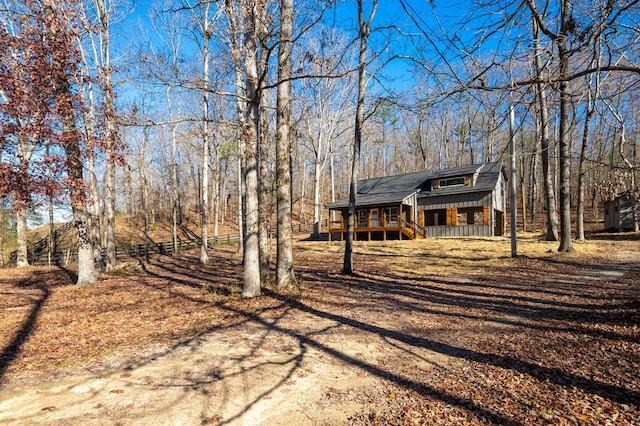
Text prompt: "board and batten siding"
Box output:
[[418, 191, 493, 210], [427, 224, 493, 237]]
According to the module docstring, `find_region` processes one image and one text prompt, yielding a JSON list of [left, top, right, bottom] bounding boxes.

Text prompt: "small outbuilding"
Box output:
[[327, 161, 507, 241], [604, 191, 640, 231]]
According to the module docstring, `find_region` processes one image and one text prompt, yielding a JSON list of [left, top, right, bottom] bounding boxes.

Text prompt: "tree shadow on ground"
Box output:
[[263, 284, 639, 406], [125, 248, 639, 424], [0, 277, 50, 384]]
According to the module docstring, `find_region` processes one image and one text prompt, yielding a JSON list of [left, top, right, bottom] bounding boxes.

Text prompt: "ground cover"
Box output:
[[0, 235, 638, 425]]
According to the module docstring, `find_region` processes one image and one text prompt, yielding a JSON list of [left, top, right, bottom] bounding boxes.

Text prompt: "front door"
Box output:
[[370, 208, 380, 227]]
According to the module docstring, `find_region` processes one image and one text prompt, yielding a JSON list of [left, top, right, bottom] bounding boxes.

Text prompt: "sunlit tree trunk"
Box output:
[[43, 0, 96, 286], [532, 18, 559, 241], [15, 207, 29, 267], [577, 83, 596, 241], [77, 34, 104, 271], [224, 0, 245, 255], [200, 1, 211, 265], [167, 88, 180, 253], [242, 0, 261, 297], [344, 0, 376, 274], [14, 136, 35, 267], [95, 0, 118, 272], [312, 160, 321, 237], [556, 0, 573, 252], [258, 4, 271, 284], [276, 0, 296, 289]]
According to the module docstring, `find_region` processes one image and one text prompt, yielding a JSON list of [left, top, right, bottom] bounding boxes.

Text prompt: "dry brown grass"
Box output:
[[298, 233, 604, 276]]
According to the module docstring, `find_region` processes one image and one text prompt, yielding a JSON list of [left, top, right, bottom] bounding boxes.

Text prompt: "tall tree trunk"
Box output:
[[258, 6, 271, 284], [224, 0, 245, 255], [276, 0, 296, 289], [242, 0, 261, 297], [577, 86, 596, 241], [258, 108, 271, 283], [67, 125, 97, 286], [167, 88, 180, 253], [519, 138, 527, 232], [533, 19, 559, 241], [344, 0, 376, 274], [212, 152, 220, 242], [126, 163, 136, 216], [200, 2, 211, 265], [43, 0, 96, 286], [48, 187, 54, 266], [15, 137, 34, 267], [529, 128, 539, 225], [312, 160, 321, 238], [88, 153, 103, 269], [15, 208, 29, 267], [556, 1, 573, 253], [102, 90, 117, 270], [141, 129, 150, 262], [486, 110, 496, 163], [94, 0, 118, 271]]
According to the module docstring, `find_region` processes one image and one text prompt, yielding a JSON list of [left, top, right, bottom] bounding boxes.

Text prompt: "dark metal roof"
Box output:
[[327, 161, 504, 209]]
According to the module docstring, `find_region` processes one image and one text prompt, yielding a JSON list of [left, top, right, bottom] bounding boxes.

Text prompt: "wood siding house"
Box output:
[[327, 161, 507, 241]]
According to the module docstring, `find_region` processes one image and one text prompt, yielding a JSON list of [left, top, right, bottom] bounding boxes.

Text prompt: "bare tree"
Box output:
[[297, 28, 354, 239], [274, 0, 296, 289], [197, 0, 213, 265], [576, 71, 599, 241], [531, 17, 559, 241], [90, 0, 119, 271], [257, 3, 272, 285], [242, 0, 262, 297], [523, 0, 640, 250], [343, 0, 376, 275]]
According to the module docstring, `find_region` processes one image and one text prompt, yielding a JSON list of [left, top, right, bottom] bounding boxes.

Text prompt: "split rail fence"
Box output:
[[7, 222, 319, 267]]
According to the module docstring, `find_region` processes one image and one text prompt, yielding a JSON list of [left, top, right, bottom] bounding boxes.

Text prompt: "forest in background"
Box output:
[[1, 0, 639, 293]]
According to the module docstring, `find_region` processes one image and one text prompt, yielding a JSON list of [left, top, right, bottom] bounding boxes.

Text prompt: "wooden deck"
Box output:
[[328, 218, 426, 241]]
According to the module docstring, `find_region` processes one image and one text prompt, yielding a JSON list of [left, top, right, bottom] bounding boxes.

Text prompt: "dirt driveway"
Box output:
[[1, 237, 639, 425]]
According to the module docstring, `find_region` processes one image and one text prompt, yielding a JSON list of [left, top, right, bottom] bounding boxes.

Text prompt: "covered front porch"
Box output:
[[328, 203, 426, 241]]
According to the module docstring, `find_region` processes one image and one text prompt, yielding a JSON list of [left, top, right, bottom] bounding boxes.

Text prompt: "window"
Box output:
[[458, 207, 484, 225], [438, 177, 466, 188], [385, 207, 398, 226], [370, 208, 381, 226], [357, 210, 367, 227]]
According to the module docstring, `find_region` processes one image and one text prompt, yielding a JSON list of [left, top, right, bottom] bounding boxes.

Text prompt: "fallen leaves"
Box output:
[[1, 239, 639, 425]]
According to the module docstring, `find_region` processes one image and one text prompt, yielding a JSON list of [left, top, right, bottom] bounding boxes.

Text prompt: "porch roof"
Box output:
[[327, 189, 418, 210]]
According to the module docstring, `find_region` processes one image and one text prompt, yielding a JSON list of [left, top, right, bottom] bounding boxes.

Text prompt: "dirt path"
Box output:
[[1, 239, 638, 425], [0, 301, 443, 425]]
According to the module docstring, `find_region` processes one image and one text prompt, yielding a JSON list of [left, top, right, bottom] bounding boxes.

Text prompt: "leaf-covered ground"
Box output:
[[0, 236, 639, 425]]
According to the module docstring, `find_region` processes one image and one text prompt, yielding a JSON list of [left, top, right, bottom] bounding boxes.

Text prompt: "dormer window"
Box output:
[[438, 177, 466, 188]]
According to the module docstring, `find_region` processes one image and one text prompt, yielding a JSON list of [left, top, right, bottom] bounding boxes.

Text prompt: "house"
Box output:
[[327, 161, 507, 241], [604, 191, 639, 230]]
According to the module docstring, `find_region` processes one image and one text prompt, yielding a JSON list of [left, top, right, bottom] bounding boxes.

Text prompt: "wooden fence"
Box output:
[[14, 222, 318, 266]]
